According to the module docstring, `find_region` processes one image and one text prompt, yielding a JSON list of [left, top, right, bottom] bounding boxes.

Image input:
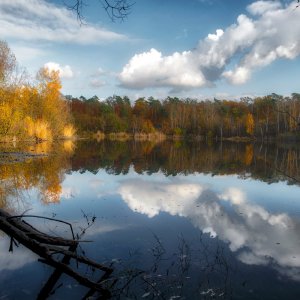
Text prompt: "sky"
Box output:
[[1, 0, 300, 100]]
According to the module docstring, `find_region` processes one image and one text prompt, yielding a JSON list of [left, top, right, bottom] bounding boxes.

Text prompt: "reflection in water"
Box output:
[[71, 140, 300, 184], [1, 140, 300, 298], [0, 140, 74, 211], [2, 139, 299, 211], [119, 179, 300, 282], [0, 236, 37, 271]]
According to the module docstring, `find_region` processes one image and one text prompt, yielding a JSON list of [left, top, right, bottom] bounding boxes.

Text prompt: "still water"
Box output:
[[0, 140, 300, 299]]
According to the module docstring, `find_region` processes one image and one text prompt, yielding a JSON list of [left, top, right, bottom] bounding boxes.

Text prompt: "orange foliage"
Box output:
[[0, 42, 75, 141], [246, 113, 254, 136], [244, 144, 254, 166]]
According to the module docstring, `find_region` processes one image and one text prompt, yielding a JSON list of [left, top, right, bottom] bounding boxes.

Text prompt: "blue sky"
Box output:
[[1, 0, 300, 100]]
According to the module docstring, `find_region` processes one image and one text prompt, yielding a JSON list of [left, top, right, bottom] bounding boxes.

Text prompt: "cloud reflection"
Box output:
[[0, 237, 36, 271], [119, 179, 300, 281]]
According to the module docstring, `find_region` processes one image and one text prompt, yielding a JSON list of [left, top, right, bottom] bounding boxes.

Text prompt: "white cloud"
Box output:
[[44, 62, 74, 79], [119, 179, 205, 218], [118, 179, 300, 281], [207, 29, 224, 41], [219, 187, 246, 205], [247, 0, 282, 15], [222, 66, 251, 85], [119, 48, 207, 90], [0, 0, 126, 45], [119, 1, 300, 90]]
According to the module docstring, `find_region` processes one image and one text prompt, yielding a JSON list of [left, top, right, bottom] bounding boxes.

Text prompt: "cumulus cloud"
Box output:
[[247, 0, 282, 15], [118, 179, 300, 281], [119, 1, 300, 90], [119, 179, 204, 218], [44, 62, 74, 79], [119, 48, 207, 90], [0, 0, 126, 44]]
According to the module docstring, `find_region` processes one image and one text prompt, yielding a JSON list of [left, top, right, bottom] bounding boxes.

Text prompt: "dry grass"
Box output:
[[25, 117, 52, 141], [134, 132, 166, 141], [63, 140, 76, 154], [108, 132, 131, 141], [35, 120, 52, 141], [94, 131, 105, 142], [24, 117, 35, 138], [62, 124, 76, 139], [27, 141, 52, 154]]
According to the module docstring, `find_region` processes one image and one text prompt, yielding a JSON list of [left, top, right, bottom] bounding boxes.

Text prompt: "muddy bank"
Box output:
[[0, 151, 49, 164]]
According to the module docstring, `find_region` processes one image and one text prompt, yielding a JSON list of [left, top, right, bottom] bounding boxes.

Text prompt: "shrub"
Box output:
[[62, 124, 76, 139]]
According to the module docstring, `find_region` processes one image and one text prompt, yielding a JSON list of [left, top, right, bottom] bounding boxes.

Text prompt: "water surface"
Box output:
[[0, 140, 300, 299]]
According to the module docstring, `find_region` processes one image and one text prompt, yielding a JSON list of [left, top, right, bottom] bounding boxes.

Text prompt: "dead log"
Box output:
[[37, 243, 78, 300], [0, 208, 113, 297]]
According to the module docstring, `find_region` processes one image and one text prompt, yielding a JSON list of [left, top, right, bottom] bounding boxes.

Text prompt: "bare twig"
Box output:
[[65, 0, 135, 22], [0, 209, 113, 296]]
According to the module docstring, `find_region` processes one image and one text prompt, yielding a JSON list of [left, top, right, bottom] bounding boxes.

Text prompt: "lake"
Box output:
[[0, 140, 300, 299]]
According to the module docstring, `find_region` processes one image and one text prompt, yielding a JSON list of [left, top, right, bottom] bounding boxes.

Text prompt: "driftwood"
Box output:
[[0, 208, 113, 298]]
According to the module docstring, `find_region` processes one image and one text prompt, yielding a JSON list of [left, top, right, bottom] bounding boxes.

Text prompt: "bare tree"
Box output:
[[0, 41, 16, 84], [66, 0, 135, 22], [66, 0, 300, 22]]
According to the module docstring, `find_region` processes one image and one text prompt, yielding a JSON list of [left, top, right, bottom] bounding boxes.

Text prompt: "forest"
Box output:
[[1, 40, 300, 142], [69, 93, 300, 140]]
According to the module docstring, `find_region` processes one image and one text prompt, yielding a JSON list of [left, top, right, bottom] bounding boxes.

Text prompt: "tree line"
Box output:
[[1, 40, 300, 142], [69, 140, 300, 185], [68, 93, 300, 139]]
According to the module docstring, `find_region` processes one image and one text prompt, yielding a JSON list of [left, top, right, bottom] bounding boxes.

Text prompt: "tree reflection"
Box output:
[[1, 140, 300, 211], [1, 139, 300, 298], [71, 140, 300, 184], [0, 141, 74, 210]]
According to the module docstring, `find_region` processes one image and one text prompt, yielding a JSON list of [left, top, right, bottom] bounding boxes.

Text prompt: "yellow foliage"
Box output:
[[0, 102, 13, 134], [24, 116, 35, 137], [27, 141, 52, 154], [142, 120, 155, 133], [244, 144, 254, 166], [246, 113, 254, 136], [0, 52, 74, 141], [63, 124, 76, 139], [24, 117, 54, 141], [35, 119, 52, 141], [63, 140, 76, 154]]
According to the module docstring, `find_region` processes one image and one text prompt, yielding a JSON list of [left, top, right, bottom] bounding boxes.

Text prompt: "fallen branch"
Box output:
[[0, 208, 113, 297]]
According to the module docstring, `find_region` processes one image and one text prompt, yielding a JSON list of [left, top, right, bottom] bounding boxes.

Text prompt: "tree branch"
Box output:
[[65, 0, 135, 22]]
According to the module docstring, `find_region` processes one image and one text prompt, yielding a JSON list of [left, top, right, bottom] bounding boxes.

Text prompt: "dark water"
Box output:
[[1, 140, 300, 299]]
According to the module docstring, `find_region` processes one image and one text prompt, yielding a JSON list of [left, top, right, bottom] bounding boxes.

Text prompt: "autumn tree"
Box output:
[[0, 40, 75, 141], [0, 41, 16, 85], [245, 113, 254, 136]]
